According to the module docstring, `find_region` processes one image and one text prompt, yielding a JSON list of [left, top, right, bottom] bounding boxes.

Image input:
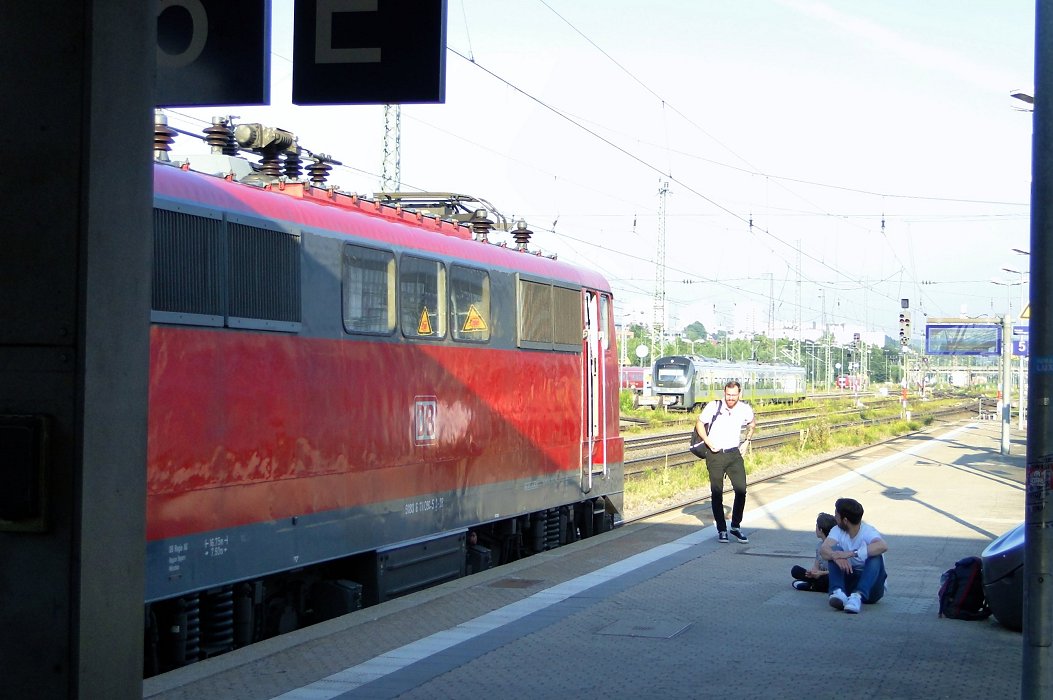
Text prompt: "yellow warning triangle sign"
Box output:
[[461, 304, 488, 332], [417, 307, 433, 335], [1021, 303, 1030, 320]]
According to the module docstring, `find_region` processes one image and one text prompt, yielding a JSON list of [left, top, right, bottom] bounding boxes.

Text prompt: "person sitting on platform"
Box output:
[[820, 497, 888, 614], [791, 512, 838, 592]]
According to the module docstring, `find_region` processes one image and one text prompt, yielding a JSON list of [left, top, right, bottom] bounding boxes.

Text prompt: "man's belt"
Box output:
[[709, 446, 740, 454]]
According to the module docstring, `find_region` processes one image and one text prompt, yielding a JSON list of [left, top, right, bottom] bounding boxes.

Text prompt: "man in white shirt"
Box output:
[[820, 497, 889, 614], [695, 380, 756, 543]]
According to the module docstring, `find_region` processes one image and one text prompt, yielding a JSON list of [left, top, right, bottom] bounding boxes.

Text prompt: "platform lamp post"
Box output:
[[1003, 266, 1029, 430]]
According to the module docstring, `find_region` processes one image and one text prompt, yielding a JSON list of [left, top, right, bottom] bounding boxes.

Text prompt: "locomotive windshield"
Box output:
[[655, 357, 691, 387]]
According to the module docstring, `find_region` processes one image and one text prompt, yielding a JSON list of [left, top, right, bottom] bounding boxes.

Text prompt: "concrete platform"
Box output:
[[144, 419, 1026, 700]]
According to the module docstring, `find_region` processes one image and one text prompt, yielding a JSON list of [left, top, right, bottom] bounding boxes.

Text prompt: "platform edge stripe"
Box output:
[[270, 424, 975, 700], [267, 541, 697, 699]]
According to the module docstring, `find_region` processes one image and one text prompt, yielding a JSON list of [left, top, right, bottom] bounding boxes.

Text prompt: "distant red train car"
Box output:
[[620, 365, 650, 393], [144, 119, 623, 673]]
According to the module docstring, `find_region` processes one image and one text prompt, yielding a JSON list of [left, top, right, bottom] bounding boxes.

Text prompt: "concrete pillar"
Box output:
[[0, 2, 153, 697]]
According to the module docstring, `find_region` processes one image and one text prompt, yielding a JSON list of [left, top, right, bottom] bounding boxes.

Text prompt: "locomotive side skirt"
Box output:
[[145, 466, 627, 603]]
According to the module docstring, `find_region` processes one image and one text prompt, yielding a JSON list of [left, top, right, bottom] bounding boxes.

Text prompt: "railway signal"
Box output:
[[899, 299, 911, 348]]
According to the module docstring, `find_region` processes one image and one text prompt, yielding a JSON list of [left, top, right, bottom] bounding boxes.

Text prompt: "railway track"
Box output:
[[622, 402, 976, 479], [620, 395, 909, 430], [622, 414, 974, 525]]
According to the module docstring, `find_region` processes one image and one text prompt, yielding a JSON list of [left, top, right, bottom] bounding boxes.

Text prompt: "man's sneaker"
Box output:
[[844, 592, 862, 614], [829, 588, 849, 610], [729, 528, 749, 543], [792, 580, 811, 591], [717, 530, 729, 543]]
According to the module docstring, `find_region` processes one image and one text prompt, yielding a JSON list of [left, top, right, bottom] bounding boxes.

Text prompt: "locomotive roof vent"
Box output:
[[512, 219, 532, 251]]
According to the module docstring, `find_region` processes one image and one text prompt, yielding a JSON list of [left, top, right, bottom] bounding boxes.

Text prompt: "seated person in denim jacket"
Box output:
[[791, 512, 838, 592]]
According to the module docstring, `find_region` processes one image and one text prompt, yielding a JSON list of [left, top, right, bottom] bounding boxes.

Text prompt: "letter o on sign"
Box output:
[[157, 0, 209, 68]]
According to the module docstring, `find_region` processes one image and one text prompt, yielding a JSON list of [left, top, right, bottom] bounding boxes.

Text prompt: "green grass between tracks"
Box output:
[[623, 406, 948, 517]]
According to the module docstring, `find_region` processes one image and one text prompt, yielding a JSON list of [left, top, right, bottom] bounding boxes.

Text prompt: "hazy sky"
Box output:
[[165, 0, 1036, 338]]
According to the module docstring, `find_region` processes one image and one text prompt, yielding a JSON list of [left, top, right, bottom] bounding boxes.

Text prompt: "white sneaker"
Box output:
[[845, 592, 862, 614], [828, 589, 848, 610]]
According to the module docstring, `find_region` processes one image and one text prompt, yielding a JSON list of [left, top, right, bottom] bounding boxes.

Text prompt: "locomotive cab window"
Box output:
[[518, 278, 581, 352], [599, 294, 611, 350], [450, 265, 490, 343], [400, 255, 446, 339], [342, 244, 396, 335]]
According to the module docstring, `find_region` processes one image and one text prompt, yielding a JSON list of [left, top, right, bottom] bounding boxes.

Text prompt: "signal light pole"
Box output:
[[1004, 265, 1029, 429], [992, 278, 1018, 456]]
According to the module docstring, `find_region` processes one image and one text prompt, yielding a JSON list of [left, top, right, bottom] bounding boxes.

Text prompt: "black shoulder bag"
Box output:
[[689, 400, 723, 458]]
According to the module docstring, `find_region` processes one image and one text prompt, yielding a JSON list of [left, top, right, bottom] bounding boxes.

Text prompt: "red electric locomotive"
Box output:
[[143, 117, 624, 674]]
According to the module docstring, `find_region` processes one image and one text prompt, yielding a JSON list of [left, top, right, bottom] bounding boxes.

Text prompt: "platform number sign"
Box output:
[[414, 397, 437, 444], [1013, 324, 1029, 357]]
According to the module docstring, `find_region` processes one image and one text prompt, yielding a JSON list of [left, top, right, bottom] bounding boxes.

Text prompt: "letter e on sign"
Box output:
[[293, 0, 447, 105]]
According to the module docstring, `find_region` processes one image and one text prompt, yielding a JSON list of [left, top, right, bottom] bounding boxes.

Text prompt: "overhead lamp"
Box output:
[[1010, 89, 1034, 105]]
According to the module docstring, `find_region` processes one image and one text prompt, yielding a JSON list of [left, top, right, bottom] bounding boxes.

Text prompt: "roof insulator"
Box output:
[[469, 208, 494, 243], [308, 158, 333, 187], [513, 219, 533, 251], [153, 111, 176, 162], [204, 117, 238, 156], [284, 146, 303, 180]]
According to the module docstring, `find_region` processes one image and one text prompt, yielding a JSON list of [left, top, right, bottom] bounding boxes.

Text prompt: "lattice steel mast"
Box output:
[[650, 181, 669, 359], [381, 104, 401, 192]]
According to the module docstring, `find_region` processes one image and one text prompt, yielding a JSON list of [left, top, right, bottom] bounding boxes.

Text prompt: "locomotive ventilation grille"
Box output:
[[152, 207, 302, 328]]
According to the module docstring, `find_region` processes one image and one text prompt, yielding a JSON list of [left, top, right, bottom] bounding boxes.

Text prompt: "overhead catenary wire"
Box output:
[[446, 48, 897, 305], [163, 3, 1025, 330]]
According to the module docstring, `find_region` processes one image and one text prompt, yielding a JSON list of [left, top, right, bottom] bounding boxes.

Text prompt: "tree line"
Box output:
[[620, 322, 903, 384]]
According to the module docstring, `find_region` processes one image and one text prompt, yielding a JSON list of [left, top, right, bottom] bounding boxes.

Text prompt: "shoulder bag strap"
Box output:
[[707, 400, 723, 432]]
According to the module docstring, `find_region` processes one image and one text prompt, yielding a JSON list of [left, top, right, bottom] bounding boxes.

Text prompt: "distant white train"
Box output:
[[650, 355, 807, 410]]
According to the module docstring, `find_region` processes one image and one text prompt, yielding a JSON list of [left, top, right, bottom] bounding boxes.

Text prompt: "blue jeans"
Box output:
[[826, 551, 887, 603]]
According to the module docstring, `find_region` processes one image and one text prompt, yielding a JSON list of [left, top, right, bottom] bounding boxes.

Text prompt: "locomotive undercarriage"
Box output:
[[144, 496, 617, 676]]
